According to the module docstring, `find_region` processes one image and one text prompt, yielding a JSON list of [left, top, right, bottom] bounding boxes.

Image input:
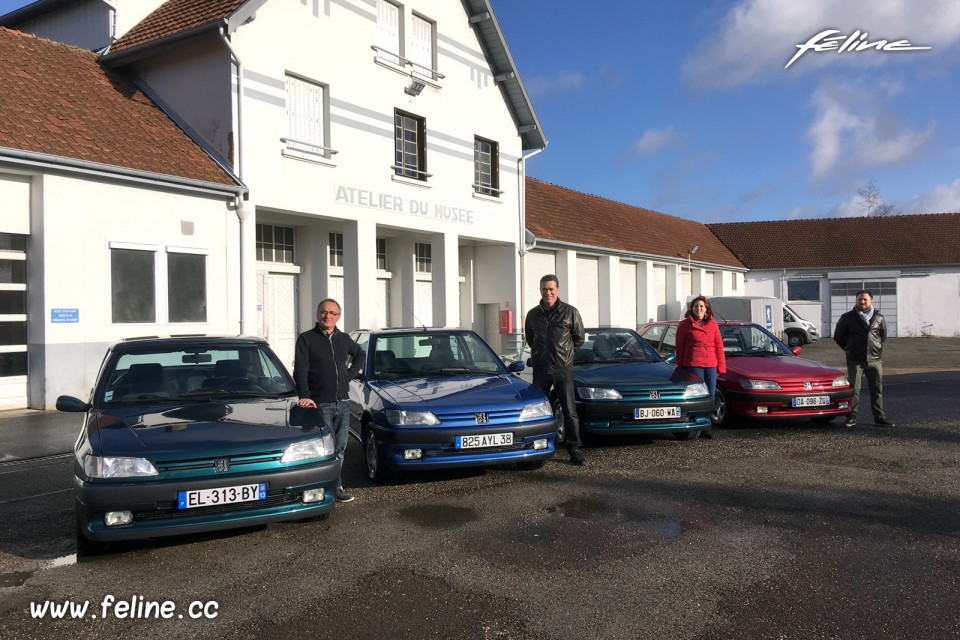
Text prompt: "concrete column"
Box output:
[[431, 231, 460, 328], [297, 225, 330, 332], [556, 249, 577, 306], [343, 219, 377, 331], [392, 235, 417, 327]]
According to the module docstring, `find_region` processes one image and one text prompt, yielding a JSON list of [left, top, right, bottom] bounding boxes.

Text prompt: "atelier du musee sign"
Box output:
[[335, 184, 476, 224]]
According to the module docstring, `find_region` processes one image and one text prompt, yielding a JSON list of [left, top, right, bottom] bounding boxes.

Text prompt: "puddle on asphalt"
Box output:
[[397, 504, 479, 529], [0, 554, 76, 587], [545, 496, 613, 520], [546, 497, 712, 539]]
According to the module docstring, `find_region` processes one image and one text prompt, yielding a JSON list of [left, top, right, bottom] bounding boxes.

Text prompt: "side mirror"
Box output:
[[507, 360, 525, 373], [56, 395, 91, 412], [665, 354, 677, 365], [525, 358, 533, 367]]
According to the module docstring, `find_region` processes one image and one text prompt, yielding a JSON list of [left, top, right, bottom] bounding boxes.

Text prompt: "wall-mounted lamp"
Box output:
[[404, 80, 426, 97]]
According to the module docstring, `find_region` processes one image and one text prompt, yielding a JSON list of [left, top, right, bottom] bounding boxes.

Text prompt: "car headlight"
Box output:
[[281, 435, 335, 463], [683, 382, 710, 398], [385, 409, 440, 426], [577, 387, 623, 400], [83, 456, 158, 479], [832, 375, 849, 387], [520, 401, 551, 420], [742, 379, 782, 390]]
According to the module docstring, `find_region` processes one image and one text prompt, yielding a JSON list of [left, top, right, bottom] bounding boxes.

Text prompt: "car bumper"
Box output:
[[577, 397, 715, 435], [76, 459, 341, 542], [726, 389, 852, 420], [370, 419, 557, 471]]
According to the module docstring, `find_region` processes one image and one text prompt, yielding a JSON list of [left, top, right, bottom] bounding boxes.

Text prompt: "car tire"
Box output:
[[364, 427, 390, 484], [552, 397, 566, 446], [711, 387, 729, 427], [787, 332, 804, 348], [514, 460, 545, 471]]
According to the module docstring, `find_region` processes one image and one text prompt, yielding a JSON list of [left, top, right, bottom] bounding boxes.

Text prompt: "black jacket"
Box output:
[[524, 299, 585, 374], [833, 307, 886, 362], [293, 325, 364, 402]]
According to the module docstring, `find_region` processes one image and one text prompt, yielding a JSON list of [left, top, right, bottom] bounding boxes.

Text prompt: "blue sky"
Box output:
[[3, 0, 959, 222]]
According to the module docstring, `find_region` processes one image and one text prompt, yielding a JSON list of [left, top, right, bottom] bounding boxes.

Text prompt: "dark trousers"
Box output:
[[847, 360, 885, 421], [533, 369, 581, 448]]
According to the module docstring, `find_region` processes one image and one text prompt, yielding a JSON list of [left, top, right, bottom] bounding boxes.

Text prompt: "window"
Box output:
[[376, 0, 401, 65], [285, 75, 329, 157], [0, 233, 27, 377], [376, 238, 388, 271], [395, 110, 427, 180], [732, 272, 738, 291], [474, 137, 499, 196], [415, 242, 431, 273], [256, 224, 295, 263], [787, 280, 821, 302], [409, 13, 436, 78], [168, 253, 207, 323], [329, 233, 344, 267], [111, 248, 156, 323]]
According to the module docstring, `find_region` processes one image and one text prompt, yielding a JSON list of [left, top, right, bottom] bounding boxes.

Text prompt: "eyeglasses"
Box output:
[[319, 310, 341, 317]]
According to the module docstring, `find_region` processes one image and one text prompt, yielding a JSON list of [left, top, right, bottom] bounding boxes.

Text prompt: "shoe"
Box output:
[[569, 447, 586, 466], [335, 487, 355, 503], [844, 416, 856, 429], [876, 418, 896, 428]]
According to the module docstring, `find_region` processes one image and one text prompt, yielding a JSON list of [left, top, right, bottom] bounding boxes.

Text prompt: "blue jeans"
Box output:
[[682, 366, 717, 399], [317, 400, 351, 488]]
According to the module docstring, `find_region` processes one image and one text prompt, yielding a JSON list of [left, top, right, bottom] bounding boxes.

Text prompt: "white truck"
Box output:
[[687, 296, 785, 342]]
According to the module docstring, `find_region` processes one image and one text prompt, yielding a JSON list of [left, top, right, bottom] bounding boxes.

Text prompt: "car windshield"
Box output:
[[100, 344, 296, 404], [369, 331, 507, 380], [719, 325, 793, 357], [576, 329, 660, 364]]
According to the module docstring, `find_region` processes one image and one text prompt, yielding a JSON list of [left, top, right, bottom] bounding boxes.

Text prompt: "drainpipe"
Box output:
[[221, 26, 248, 334], [517, 147, 544, 324]]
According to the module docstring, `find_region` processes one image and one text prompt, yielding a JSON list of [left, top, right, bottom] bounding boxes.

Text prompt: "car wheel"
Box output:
[[364, 428, 390, 483], [552, 397, 566, 445], [787, 332, 803, 348], [711, 387, 729, 427], [514, 460, 544, 471]]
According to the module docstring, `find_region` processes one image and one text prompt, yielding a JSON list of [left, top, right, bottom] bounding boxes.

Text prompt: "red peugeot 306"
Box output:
[[637, 321, 853, 427]]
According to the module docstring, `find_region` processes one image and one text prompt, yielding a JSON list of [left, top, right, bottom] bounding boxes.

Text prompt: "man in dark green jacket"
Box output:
[[525, 275, 586, 465], [833, 290, 894, 429]]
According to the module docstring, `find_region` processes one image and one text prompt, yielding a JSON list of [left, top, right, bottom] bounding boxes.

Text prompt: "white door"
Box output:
[[524, 251, 556, 315], [415, 280, 433, 326], [376, 278, 390, 328], [575, 255, 599, 327], [259, 273, 297, 372], [329, 275, 345, 330]]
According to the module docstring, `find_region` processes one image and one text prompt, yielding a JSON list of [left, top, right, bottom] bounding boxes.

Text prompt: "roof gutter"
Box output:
[[0, 146, 246, 198], [531, 237, 749, 272], [101, 21, 223, 66]]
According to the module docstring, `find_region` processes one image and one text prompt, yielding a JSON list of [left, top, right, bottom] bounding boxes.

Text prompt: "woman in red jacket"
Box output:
[[676, 296, 726, 414]]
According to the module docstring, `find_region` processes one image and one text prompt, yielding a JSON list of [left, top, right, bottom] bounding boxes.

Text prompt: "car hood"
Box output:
[[574, 360, 693, 386], [726, 355, 843, 379], [371, 374, 543, 409], [87, 398, 315, 459]]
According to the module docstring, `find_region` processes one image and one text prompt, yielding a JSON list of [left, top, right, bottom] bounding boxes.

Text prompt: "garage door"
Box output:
[[703, 271, 715, 297], [829, 280, 897, 337], [576, 256, 599, 327], [619, 261, 637, 327], [524, 251, 555, 313]]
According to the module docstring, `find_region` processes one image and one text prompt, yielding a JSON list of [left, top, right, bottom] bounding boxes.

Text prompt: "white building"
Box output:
[[2, 0, 546, 405], [708, 214, 960, 338], [0, 26, 245, 409]]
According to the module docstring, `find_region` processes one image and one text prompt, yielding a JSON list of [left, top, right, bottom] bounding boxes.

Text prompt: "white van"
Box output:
[[783, 304, 819, 347]]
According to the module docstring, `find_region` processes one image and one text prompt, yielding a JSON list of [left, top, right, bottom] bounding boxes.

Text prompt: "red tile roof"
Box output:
[[707, 214, 960, 269], [0, 27, 237, 188], [110, 0, 247, 54], [525, 178, 746, 269]]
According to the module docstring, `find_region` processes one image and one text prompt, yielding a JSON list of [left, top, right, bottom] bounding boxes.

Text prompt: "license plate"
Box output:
[[178, 483, 266, 509], [634, 406, 681, 419], [455, 433, 513, 449], [792, 396, 830, 407]]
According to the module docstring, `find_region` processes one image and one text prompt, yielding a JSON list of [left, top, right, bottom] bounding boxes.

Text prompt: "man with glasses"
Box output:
[[293, 298, 365, 501]]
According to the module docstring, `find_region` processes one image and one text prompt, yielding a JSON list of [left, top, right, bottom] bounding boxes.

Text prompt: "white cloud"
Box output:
[[683, 0, 960, 89], [525, 70, 584, 98], [626, 127, 684, 158], [807, 81, 933, 178], [904, 178, 960, 213]]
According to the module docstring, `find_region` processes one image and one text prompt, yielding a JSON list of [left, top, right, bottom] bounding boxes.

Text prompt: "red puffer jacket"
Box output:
[[675, 316, 726, 373]]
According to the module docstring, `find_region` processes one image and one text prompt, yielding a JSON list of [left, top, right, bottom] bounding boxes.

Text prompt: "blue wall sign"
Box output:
[[51, 308, 79, 323]]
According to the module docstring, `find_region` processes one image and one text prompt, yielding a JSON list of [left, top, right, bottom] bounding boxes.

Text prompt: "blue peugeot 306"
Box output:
[[57, 336, 341, 553], [348, 328, 556, 482]]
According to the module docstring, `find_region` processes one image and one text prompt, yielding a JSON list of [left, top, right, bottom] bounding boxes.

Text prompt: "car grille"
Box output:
[[778, 379, 842, 393], [613, 385, 690, 402], [433, 408, 521, 423], [134, 489, 298, 521], [153, 452, 284, 473]]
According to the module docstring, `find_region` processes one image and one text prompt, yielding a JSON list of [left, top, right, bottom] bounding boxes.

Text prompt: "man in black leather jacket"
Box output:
[[833, 290, 894, 429], [524, 274, 587, 465]]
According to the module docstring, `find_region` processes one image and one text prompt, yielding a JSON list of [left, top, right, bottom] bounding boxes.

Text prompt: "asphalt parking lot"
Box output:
[[0, 337, 958, 639]]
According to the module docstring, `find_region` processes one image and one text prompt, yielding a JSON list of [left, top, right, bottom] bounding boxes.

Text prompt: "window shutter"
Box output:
[[410, 15, 433, 74], [377, 0, 400, 64]]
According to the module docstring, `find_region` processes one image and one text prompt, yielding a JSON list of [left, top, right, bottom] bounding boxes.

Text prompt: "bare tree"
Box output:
[[857, 179, 900, 217]]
